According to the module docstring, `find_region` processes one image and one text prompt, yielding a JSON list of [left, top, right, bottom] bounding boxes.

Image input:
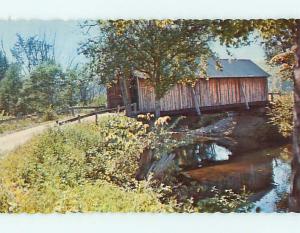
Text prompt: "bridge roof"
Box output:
[[207, 59, 270, 78], [134, 58, 270, 79]]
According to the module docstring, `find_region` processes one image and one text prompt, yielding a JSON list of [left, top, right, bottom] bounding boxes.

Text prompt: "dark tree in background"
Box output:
[[0, 43, 9, 82], [0, 64, 22, 115], [0, 33, 102, 116]]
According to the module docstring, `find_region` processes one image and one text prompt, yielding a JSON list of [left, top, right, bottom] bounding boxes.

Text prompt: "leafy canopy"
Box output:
[[80, 20, 217, 98]]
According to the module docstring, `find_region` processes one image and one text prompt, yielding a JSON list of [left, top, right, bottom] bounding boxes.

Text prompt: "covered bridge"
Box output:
[[107, 59, 270, 115]]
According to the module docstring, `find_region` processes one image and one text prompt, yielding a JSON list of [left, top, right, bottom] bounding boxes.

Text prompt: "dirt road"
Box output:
[[0, 113, 115, 156], [0, 122, 54, 156]]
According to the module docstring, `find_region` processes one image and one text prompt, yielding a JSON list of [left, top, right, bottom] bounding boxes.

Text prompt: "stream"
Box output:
[[175, 141, 292, 212]]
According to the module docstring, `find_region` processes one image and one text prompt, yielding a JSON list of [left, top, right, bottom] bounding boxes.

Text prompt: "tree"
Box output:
[[0, 64, 23, 115], [60, 68, 81, 108], [80, 20, 216, 117], [76, 66, 96, 105], [20, 62, 63, 113], [11, 34, 55, 74], [0, 44, 9, 82], [211, 19, 300, 212]]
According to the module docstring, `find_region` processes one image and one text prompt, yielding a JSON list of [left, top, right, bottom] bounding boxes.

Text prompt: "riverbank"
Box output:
[[183, 110, 287, 153]]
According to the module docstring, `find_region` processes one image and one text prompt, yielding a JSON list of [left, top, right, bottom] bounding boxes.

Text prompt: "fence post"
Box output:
[[78, 114, 81, 123], [71, 108, 75, 116], [270, 93, 274, 102], [133, 103, 137, 114], [117, 105, 120, 114], [95, 113, 98, 125]]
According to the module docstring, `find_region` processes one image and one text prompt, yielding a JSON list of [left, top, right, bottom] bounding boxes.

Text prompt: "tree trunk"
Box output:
[[190, 85, 201, 116], [119, 75, 132, 117], [289, 22, 300, 212], [154, 96, 161, 118]]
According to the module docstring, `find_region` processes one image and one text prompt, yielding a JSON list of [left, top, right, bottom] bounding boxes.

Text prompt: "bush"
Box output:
[[89, 94, 107, 106], [268, 94, 293, 137], [0, 179, 166, 213], [197, 187, 252, 213], [0, 114, 170, 213], [42, 107, 58, 121], [0, 110, 12, 121]]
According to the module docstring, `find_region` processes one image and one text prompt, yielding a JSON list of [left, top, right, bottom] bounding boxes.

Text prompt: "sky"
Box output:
[[0, 20, 88, 67], [0, 20, 267, 69]]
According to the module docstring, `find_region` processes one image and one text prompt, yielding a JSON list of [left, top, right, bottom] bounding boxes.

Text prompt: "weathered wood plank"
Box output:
[[136, 77, 268, 113]]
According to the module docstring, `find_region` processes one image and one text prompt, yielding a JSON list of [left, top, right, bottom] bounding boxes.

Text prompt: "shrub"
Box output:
[[0, 114, 170, 213], [268, 94, 293, 137], [42, 106, 58, 121], [0, 180, 167, 213], [197, 187, 252, 213]]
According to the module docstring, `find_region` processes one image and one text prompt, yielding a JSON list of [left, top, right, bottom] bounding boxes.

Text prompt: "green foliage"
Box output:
[[197, 187, 252, 213], [19, 62, 63, 113], [0, 179, 166, 213], [42, 106, 58, 121], [80, 20, 216, 112], [89, 94, 107, 106], [0, 110, 12, 121], [148, 116, 192, 160], [0, 64, 23, 115], [83, 115, 148, 186], [268, 94, 293, 137], [0, 48, 9, 82], [0, 115, 170, 213], [0, 34, 104, 116]]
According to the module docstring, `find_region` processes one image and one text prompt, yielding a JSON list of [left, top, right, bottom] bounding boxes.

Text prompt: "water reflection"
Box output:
[[252, 157, 291, 213], [176, 141, 292, 212], [175, 142, 232, 169]]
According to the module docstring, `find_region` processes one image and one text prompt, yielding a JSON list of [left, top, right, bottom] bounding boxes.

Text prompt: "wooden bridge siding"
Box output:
[[197, 77, 267, 106], [239, 78, 268, 103], [107, 80, 135, 108], [138, 81, 155, 112], [137, 77, 267, 112], [107, 84, 123, 108]]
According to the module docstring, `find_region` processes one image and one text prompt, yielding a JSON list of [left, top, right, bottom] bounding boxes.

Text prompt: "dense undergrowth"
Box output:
[[0, 115, 173, 212], [0, 114, 250, 213]]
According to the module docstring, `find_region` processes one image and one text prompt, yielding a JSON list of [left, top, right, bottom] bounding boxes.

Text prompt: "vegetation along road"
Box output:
[[0, 113, 114, 156]]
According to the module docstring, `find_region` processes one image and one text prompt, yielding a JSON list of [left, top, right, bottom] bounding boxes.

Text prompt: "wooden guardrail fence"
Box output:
[[67, 105, 106, 116], [57, 103, 138, 126]]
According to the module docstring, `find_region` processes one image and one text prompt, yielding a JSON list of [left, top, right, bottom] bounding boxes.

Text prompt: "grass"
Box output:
[[0, 113, 75, 135], [0, 117, 44, 135], [0, 115, 171, 213]]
